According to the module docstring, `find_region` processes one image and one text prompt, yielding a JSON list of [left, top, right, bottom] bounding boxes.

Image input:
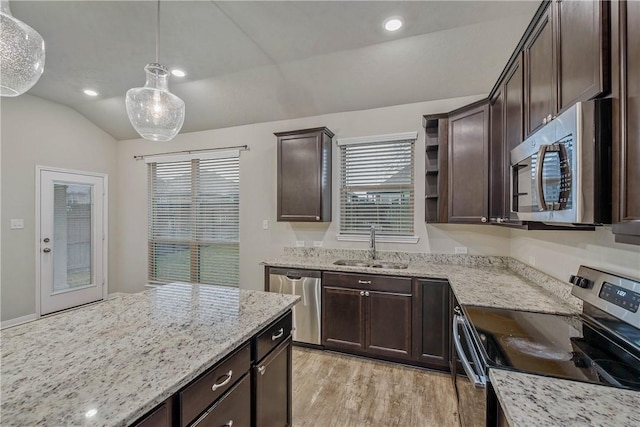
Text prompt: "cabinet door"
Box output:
[[489, 87, 505, 222], [411, 279, 450, 369], [556, 0, 608, 111], [133, 399, 173, 427], [254, 339, 292, 427], [613, 0, 640, 244], [505, 53, 525, 154], [525, 5, 555, 137], [276, 127, 333, 222], [366, 290, 412, 360], [322, 286, 365, 351], [448, 102, 490, 223]]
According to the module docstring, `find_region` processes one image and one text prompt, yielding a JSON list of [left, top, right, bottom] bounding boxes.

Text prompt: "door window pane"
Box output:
[[53, 183, 92, 291]]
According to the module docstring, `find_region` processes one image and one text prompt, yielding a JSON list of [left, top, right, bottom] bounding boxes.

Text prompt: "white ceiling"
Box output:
[[10, 1, 540, 140]]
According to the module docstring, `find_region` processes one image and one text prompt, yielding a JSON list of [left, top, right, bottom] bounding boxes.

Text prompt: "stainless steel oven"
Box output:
[[452, 266, 640, 427], [510, 99, 611, 224]]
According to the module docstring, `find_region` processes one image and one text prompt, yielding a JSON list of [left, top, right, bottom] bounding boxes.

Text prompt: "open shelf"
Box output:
[[423, 114, 448, 223]]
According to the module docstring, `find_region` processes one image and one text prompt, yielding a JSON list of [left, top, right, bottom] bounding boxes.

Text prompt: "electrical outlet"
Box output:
[[10, 219, 24, 230], [454, 246, 468, 254], [295, 240, 305, 247], [529, 256, 536, 266], [313, 241, 323, 247], [262, 219, 269, 230]]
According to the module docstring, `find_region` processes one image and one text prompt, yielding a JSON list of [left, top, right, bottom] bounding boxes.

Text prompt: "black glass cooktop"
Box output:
[[464, 306, 640, 390]]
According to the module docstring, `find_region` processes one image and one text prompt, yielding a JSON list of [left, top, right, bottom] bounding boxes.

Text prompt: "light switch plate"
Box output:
[[262, 219, 269, 230], [295, 240, 305, 247], [10, 219, 24, 230]]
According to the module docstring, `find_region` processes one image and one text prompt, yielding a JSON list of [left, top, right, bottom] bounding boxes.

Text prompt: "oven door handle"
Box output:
[[452, 314, 487, 388], [535, 144, 550, 212]]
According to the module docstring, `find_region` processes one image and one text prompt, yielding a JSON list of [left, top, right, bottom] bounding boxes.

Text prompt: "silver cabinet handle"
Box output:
[[43, 248, 51, 253], [315, 216, 320, 221], [271, 328, 284, 341], [360, 291, 365, 296], [358, 280, 371, 284], [211, 370, 233, 391], [481, 217, 487, 223], [258, 365, 266, 376], [543, 117, 547, 125], [223, 421, 234, 427], [364, 291, 370, 297]]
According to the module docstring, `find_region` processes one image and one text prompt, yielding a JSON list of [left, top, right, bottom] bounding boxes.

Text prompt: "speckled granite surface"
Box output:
[[489, 369, 640, 426], [0, 283, 299, 427], [263, 248, 579, 314]]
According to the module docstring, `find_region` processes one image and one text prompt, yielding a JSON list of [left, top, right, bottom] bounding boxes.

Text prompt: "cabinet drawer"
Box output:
[[190, 374, 251, 427], [180, 343, 251, 427], [323, 272, 412, 294], [254, 312, 293, 362]]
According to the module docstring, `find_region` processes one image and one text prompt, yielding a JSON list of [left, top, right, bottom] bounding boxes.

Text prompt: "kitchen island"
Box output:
[[0, 283, 299, 426]]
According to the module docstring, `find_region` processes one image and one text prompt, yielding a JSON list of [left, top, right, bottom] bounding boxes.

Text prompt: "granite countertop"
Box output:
[[0, 283, 299, 427], [263, 248, 580, 314], [489, 369, 640, 426]]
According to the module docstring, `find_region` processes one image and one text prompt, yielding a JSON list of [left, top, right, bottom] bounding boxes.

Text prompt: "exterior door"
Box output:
[[38, 168, 106, 315]]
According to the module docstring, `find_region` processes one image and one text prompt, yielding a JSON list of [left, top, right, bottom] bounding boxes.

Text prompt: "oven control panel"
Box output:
[[571, 266, 640, 329], [599, 282, 640, 313]]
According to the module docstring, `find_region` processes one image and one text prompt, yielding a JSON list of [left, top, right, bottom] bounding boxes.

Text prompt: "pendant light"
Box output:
[[0, 0, 45, 97], [126, 0, 185, 142]]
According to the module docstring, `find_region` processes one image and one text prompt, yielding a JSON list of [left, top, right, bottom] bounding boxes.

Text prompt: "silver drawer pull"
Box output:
[[358, 280, 371, 284], [211, 370, 233, 391], [258, 365, 266, 375], [223, 421, 234, 427], [271, 328, 284, 341]]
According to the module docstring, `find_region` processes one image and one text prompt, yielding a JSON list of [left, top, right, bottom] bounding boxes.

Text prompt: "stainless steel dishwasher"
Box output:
[[268, 268, 321, 345]]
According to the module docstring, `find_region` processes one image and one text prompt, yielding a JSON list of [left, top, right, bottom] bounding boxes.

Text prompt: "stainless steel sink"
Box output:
[[333, 259, 372, 267], [370, 262, 408, 269], [333, 260, 408, 269]]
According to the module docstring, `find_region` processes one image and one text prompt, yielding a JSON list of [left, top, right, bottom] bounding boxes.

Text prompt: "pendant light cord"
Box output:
[[155, 0, 160, 64]]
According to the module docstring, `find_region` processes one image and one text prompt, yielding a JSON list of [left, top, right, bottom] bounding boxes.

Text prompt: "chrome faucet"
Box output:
[[369, 225, 376, 260]]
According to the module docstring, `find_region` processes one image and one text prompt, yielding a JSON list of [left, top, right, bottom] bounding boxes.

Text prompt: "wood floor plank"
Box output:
[[292, 347, 460, 427]]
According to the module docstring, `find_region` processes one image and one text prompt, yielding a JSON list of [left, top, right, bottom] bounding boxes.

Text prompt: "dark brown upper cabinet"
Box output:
[[448, 101, 490, 224], [275, 127, 334, 222], [524, 4, 556, 137], [556, 0, 609, 112], [490, 54, 524, 223], [524, 0, 608, 138], [612, 0, 640, 245]]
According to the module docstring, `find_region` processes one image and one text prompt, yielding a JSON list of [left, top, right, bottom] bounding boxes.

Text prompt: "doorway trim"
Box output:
[[35, 165, 108, 317]]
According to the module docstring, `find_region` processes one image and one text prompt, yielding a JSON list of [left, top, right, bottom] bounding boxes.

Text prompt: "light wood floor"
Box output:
[[292, 347, 460, 427]]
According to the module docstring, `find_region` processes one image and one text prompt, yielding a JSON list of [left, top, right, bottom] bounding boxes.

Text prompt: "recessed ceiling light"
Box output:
[[171, 69, 186, 77], [83, 89, 99, 97], [383, 17, 403, 32]]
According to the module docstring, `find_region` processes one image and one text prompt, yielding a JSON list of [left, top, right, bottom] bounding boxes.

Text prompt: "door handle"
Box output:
[[43, 248, 51, 253], [535, 144, 549, 212], [43, 238, 50, 243]]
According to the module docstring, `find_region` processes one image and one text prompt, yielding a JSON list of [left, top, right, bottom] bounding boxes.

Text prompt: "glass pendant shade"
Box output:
[[0, 0, 45, 96], [125, 63, 185, 142]]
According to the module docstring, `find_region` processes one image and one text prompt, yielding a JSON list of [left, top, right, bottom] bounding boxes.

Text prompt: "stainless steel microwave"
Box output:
[[510, 100, 611, 224]]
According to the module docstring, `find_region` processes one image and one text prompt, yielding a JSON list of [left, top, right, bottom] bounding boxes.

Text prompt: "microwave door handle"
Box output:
[[452, 315, 487, 388], [535, 144, 549, 211]]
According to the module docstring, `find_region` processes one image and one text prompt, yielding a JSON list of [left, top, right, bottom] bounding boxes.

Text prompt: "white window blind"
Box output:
[[148, 156, 239, 286], [339, 136, 415, 236]]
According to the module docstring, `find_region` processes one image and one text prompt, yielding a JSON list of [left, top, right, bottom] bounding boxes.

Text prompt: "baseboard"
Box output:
[[1, 313, 38, 330]]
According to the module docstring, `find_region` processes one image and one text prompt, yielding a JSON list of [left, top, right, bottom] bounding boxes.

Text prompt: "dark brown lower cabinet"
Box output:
[[253, 338, 292, 427], [322, 272, 412, 362], [322, 286, 365, 351], [411, 279, 450, 369], [134, 398, 174, 427]]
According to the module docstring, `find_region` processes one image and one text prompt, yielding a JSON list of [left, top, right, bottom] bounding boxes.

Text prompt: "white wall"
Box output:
[[0, 95, 118, 322], [511, 227, 640, 283], [115, 95, 512, 293]]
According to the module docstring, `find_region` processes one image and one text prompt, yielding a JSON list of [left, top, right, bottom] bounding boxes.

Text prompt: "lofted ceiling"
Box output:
[[10, 1, 540, 140]]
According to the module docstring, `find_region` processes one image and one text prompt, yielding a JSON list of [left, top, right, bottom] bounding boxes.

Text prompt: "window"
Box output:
[[338, 132, 417, 240], [147, 152, 239, 286]]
